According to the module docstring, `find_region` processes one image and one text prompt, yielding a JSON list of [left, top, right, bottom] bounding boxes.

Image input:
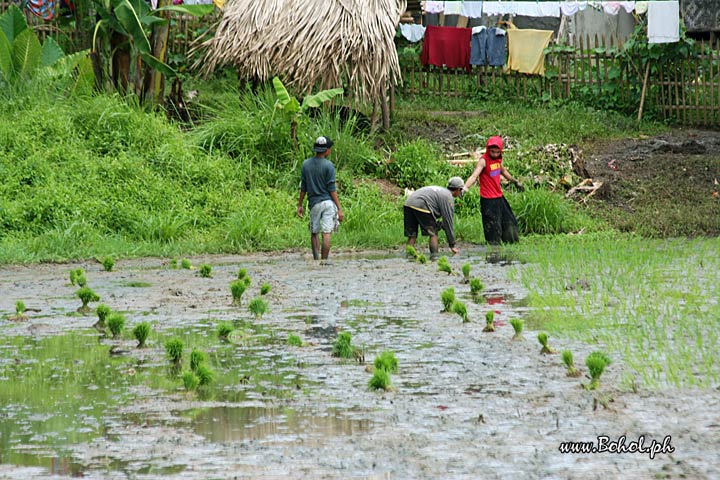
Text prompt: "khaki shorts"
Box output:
[[309, 200, 338, 234]]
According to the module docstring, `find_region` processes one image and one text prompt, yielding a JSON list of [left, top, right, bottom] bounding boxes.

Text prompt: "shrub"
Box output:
[[374, 351, 398, 373], [441, 287, 455, 312], [132, 322, 151, 347], [107, 313, 126, 338], [165, 338, 184, 364], [387, 139, 448, 189], [199, 264, 212, 278]]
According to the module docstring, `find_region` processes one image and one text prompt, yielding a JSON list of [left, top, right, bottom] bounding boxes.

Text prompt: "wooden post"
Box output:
[[380, 84, 390, 131], [637, 60, 651, 122]]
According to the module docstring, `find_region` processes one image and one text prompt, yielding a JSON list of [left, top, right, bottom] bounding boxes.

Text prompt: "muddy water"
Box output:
[[1, 250, 719, 479]]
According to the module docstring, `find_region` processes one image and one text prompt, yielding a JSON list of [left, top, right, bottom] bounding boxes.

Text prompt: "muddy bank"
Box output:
[[1, 250, 718, 479]]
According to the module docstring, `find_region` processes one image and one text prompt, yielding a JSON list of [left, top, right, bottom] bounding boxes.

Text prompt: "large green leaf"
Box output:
[[71, 55, 95, 95], [301, 88, 344, 110], [12, 29, 42, 79], [155, 4, 214, 16], [0, 31, 13, 81], [272, 76, 300, 114], [40, 37, 65, 67], [0, 5, 27, 45], [140, 51, 176, 77], [114, 0, 151, 53]]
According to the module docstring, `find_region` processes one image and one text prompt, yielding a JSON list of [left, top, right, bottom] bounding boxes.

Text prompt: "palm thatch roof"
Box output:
[[197, 0, 407, 103]]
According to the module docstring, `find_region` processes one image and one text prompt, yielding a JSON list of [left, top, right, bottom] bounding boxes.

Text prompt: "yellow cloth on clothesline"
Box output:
[[505, 29, 554, 76], [213, 0, 224, 9]]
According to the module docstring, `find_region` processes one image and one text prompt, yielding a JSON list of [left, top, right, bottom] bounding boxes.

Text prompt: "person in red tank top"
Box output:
[[463, 136, 523, 245]]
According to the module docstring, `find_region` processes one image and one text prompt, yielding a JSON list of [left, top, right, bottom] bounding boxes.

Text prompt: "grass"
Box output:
[[562, 350, 582, 378], [537, 332, 557, 354], [260, 283, 271, 295], [469, 278, 484, 296], [230, 280, 247, 305], [190, 348, 207, 372], [512, 234, 720, 389], [199, 264, 213, 278], [101, 256, 115, 272], [165, 338, 184, 364], [287, 334, 303, 347], [217, 322, 234, 340]]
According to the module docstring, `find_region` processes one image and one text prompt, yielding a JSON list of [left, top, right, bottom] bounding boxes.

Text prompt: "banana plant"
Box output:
[[272, 76, 344, 144], [0, 5, 93, 94]]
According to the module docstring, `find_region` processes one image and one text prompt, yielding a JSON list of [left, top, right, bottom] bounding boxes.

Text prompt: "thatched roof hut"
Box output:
[[197, 0, 406, 104]]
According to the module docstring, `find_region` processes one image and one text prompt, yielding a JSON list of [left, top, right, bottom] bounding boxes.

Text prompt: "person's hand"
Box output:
[[337, 209, 345, 222], [450, 247, 459, 255], [513, 179, 525, 192], [297, 205, 304, 217], [462, 186, 469, 195]]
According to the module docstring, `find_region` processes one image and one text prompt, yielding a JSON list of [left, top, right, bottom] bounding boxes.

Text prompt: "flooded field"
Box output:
[[1, 250, 719, 479]]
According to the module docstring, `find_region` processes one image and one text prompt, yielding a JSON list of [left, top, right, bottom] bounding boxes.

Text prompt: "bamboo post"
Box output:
[[681, 65, 687, 124], [638, 60, 651, 122], [694, 45, 701, 126]]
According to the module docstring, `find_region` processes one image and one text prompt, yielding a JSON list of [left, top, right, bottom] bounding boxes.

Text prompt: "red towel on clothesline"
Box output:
[[420, 25, 472, 70]]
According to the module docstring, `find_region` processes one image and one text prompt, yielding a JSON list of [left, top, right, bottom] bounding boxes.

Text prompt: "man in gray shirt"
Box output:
[[297, 136, 344, 262], [404, 177, 464, 255]]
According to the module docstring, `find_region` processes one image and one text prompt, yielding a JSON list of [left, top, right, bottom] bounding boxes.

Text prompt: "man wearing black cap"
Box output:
[[404, 177, 465, 255], [297, 136, 345, 263]]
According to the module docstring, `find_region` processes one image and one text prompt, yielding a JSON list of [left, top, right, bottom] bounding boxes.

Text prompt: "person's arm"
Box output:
[[438, 198, 458, 254], [464, 154, 486, 191], [297, 190, 306, 217], [501, 166, 524, 191], [330, 191, 344, 222]]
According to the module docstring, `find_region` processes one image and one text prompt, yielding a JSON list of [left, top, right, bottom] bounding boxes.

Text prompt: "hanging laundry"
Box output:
[[487, 27, 507, 67], [538, 2, 561, 17], [634, 1, 648, 14], [26, 0, 57, 20], [514, 1, 561, 17], [424, 1, 445, 13], [619, 1, 635, 13], [444, 1, 463, 15], [560, 1, 580, 16], [470, 26, 488, 65], [400, 24, 427, 43], [421, 25, 473, 70], [603, 1, 621, 15], [506, 29, 554, 75], [482, 1, 515, 15], [647, 1, 679, 44], [462, 1, 484, 18]]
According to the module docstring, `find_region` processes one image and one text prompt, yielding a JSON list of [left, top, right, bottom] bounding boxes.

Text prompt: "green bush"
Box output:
[[386, 139, 450, 189], [509, 189, 596, 235]]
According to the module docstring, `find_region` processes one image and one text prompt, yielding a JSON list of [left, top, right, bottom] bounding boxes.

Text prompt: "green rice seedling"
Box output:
[[469, 278, 484, 296], [170, 257, 178, 269], [199, 264, 213, 278], [562, 350, 582, 377], [132, 322, 151, 347], [243, 275, 252, 287], [287, 334, 303, 347], [406, 245, 418, 259], [510, 318, 524, 340], [196, 364, 215, 386], [260, 283, 272, 295], [15, 301, 26, 319], [537, 332, 557, 354], [76, 286, 100, 313], [248, 297, 268, 318], [483, 310, 495, 332], [368, 368, 392, 391], [180, 258, 192, 269], [190, 348, 207, 372], [183, 371, 200, 391], [69, 268, 85, 286], [585, 351, 612, 390], [462, 263, 471, 282], [437, 256, 452, 274], [332, 332, 354, 359], [101, 257, 115, 272], [217, 322, 234, 340], [441, 287, 456, 312], [418, 253, 428, 264], [237, 268, 248, 280], [230, 279, 247, 305], [75, 272, 88, 288], [452, 301, 469, 323], [165, 338, 184, 364], [107, 313, 126, 338], [374, 350, 399, 373], [96, 304, 111, 324]]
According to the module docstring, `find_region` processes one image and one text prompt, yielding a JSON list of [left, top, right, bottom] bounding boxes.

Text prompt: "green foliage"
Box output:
[[76, 286, 100, 309], [195, 364, 215, 386], [217, 322, 234, 340], [441, 287, 455, 312], [437, 256, 452, 274], [165, 338, 184, 364], [230, 280, 247, 305], [585, 351, 612, 389], [469, 278, 484, 296], [169, 258, 178, 269], [461, 263, 471, 280], [509, 189, 596, 235], [237, 268, 248, 280], [75, 271, 88, 288], [510, 318, 524, 340], [483, 310, 495, 332], [183, 371, 200, 391], [374, 350, 399, 374], [452, 301, 469, 323], [388, 139, 450, 189], [199, 264, 212, 278], [260, 283, 271, 295], [190, 348, 207, 372], [15, 300, 25, 315], [69, 268, 85, 286], [101, 256, 115, 272], [562, 350, 581, 377], [248, 296, 268, 318], [180, 258, 192, 269], [405, 245, 418, 259], [537, 332, 557, 354], [332, 332, 354, 359], [418, 253, 428, 264], [368, 367, 392, 391], [96, 304, 111, 323], [107, 313, 125, 338], [287, 334, 303, 347], [132, 322, 151, 347]]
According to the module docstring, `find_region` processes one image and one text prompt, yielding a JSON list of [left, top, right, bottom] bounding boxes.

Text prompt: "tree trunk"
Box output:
[[111, 32, 131, 94], [144, 0, 172, 104], [380, 86, 390, 131]]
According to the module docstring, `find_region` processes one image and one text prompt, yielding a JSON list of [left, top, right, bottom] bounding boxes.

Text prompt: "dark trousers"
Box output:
[[480, 196, 519, 245]]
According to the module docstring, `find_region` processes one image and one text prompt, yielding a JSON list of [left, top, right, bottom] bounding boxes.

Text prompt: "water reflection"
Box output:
[[189, 406, 372, 442]]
